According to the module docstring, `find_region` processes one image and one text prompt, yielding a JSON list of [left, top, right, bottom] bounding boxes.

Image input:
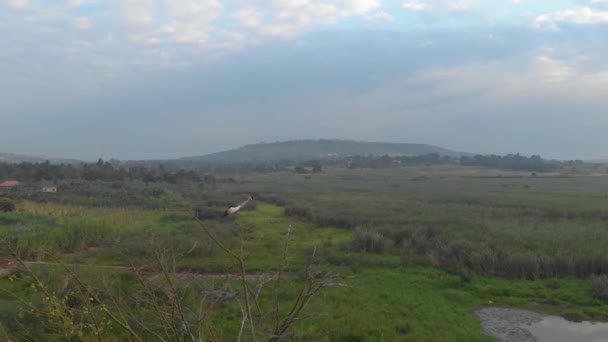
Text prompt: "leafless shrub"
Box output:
[[352, 228, 386, 254], [3, 212, 343, 341], [592, 275, 608, 301]]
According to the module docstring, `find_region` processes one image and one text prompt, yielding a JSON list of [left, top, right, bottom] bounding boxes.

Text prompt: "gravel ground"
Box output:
[[477, 307, 543, 342]]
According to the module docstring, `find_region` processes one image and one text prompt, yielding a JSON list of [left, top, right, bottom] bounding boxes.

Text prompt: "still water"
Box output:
[[525, 316, 608, 342]]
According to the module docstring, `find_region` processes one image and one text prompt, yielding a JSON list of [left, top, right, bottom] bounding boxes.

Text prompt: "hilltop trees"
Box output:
[[345, 153, 452, 169], [0, 153, 597, 185], [460, 154, 561, 172]]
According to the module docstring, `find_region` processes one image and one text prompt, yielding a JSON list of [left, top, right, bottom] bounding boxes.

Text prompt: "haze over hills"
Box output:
[[179, 139, 468, 164], [9, 140, 601, 167], [3, 140, 466, 166], [0, 152, 83, 165]]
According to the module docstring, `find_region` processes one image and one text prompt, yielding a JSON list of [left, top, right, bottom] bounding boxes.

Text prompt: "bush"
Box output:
[[411, 227, 439, 255], [446, 240, 474, 267], [545, 279, 561, 290], [458, 268, 474, 283], [378, 227, 412, 246], [0, 197, 15, 212], [592, 275, 608, 301], [284, 206, 313, 220], [497, 254, 539, 280], [553, 256, 575, 278], [473, 251, 497, 275], [352, 228, 386, 254]]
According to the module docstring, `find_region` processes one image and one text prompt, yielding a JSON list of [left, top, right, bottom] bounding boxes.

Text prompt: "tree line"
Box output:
[[0, 159, 205, 184], [459, 154, 588, 173], [0, 153, 601, 183]]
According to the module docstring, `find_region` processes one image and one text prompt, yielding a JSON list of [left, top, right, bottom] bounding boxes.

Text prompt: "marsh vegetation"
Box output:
[[2, 161, 608, 340]]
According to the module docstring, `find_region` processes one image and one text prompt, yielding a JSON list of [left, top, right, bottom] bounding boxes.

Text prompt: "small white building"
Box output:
[[39, 181, 58, 193]]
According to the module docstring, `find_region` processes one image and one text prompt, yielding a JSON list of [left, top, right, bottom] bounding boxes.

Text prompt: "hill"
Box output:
[[0, 152, 82, 165], [179, 139, 467, 164]]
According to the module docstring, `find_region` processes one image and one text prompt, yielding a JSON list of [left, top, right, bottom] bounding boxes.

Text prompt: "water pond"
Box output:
[[477, 307, 608, 342], [526, 315, 608, 342]]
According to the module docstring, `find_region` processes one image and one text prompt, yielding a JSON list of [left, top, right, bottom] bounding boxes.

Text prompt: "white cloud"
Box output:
[[121, 0, 223, 46], [128, 33, 159, 45], [5, 0, 28, 10], [533, 52, 576, 83], [345, 0, 381, 15], [424, 49, 608, 102], [255, 0, 380, 37], [451, 0, 474, 11], [122, 0, 155, 26], [159, 25, 175, 34], [403, 2, 429, 11], [4, 0, 385, 67], [165, 0, 221, 18], [234, 7, 263, 29], [365, 11, 394, 22], [402, 0, 473, 12], [101, 34, 114, 44], [534, 7, 608, 30], [74, 17, 92, 31], [164, 2, 223, 45], [273, 1, 341, 26], [67, 0, 83, 8]]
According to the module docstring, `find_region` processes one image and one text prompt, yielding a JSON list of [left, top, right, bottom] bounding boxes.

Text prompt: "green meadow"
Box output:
[[2, 166, 608, 340]]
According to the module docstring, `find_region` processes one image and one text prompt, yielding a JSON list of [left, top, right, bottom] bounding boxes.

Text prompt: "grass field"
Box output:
[[235, 167, 608, 277], [2, 165, 608, 340]]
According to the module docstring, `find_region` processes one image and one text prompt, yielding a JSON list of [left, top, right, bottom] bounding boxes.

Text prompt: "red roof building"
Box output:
[[0, 180, 20, 187]]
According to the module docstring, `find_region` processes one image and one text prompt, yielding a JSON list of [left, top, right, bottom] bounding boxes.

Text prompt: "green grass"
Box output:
[[297, 267, 495, 341], [234, 167, 608, 260], [235, 204, 352, 270], [236, 203, 608, 340], [3, 168, 608, 340]]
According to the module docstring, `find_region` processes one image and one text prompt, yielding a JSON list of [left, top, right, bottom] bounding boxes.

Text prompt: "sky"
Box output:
[[1, 0, 608, 161]]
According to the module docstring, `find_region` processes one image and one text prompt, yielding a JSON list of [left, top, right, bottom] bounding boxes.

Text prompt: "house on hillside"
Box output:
[[0, 180, 20, 196], [0, 180, 20, 188], [38, 180, 58, 193]]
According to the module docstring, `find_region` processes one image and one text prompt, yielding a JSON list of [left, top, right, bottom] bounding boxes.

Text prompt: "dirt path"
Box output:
[[0, 260, 295, 281], [476, 307, 542, 342]]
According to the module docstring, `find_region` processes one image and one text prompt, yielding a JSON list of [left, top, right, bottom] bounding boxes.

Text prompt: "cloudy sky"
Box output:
[[1, 0, 608, 160]]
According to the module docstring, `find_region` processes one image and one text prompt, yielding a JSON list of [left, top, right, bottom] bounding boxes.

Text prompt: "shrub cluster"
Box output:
[[352, 229, 387, 254], [0, 196, 15, 212], [592, 275, 608, 301], [345, 222, 608, 280]]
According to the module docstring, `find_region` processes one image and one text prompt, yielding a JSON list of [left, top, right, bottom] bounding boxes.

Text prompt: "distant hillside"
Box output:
[[0, 152, 82, 165], [180, 139, 468, 164]]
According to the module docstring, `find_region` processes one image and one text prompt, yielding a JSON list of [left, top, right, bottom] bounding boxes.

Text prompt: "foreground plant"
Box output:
[[2, 200, 344, 341]]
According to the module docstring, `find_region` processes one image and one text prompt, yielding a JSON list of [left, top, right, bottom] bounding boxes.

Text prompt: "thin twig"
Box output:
[[60, 265, 143, 342], [196, 214, 256, 341], [235, 297, 248, 342], [125, 253, 178, 340], [273, 224, 292, 333], [152, 244, 197, 341]]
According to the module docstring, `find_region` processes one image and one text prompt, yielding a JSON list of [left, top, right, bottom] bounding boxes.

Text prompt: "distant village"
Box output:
[[0, 180, 57, 196]]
